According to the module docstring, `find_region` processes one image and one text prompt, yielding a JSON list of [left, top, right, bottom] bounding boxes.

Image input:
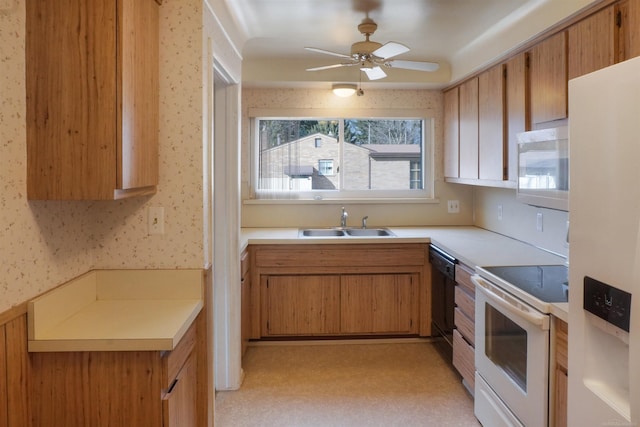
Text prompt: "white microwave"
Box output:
[[516, 126, 568, 211]]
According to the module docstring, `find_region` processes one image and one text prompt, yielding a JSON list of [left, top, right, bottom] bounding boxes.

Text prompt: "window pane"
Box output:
[[256, 117, 425, 197], [343, 119, 423, 190], [258, 119, 340, 192]]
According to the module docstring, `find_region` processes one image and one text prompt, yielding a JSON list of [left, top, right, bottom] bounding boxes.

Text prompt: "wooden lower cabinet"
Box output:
[[253, 244, 429, 339], [554, 318, 569, 427], [453, 263, 476, 392], [29, 314, 203, 427], [261, 273, 419, 337], [241, 249, 251, 356]]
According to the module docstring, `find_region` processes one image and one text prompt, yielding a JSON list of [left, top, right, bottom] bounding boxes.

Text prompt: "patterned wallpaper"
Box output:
[[0, 0, 213, 313]]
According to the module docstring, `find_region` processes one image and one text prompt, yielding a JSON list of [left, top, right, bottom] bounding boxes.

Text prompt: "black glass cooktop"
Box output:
[[483, 265, 569, 303]]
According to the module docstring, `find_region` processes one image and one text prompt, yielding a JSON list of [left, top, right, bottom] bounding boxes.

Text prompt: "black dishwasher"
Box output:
[[429, 245, 457, 362]]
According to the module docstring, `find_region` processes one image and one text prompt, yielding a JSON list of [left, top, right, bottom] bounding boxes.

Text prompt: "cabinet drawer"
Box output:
[[556, 318, 568, 371], [454, 307, 475, 346], [455, 263, 475, 295], [455, 285, 475, 319], [453, 329, 475, 390]]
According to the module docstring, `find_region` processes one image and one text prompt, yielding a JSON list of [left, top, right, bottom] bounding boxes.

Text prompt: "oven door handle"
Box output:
[[471, 275, 550, 330]]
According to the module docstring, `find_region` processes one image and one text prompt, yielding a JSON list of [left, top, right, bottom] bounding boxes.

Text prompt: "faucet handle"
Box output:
[[362, 216, 368, 229]]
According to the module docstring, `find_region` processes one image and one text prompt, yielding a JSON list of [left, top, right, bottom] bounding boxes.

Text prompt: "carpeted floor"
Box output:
[[215, 341, 481, 426]]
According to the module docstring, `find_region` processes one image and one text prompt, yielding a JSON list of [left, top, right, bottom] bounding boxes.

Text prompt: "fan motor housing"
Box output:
[[351, 40, 382, 56]]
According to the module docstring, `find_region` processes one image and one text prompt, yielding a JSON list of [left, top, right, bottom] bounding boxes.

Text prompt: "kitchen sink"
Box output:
[[345, 228, 395, 237], [298, 228, 395, 238], [300, 229, 346, 237]]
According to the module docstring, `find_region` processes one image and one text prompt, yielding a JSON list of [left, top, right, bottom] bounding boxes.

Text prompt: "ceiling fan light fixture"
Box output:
[[332, 83, 358, 97]]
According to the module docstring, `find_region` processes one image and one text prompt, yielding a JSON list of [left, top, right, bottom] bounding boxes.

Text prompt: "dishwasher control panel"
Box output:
[[584, 276, 632, 332]]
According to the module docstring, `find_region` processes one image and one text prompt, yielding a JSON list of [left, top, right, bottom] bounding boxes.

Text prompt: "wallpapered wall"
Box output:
[[240, 88, 475, 228], [0, 0, 210, 313]]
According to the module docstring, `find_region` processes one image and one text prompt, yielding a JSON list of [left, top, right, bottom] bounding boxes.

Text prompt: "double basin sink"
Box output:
[[299, 228, 395, 238]]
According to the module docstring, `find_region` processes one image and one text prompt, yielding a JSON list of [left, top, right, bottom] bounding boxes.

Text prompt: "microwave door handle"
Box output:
[[471, 275, 550, 330]]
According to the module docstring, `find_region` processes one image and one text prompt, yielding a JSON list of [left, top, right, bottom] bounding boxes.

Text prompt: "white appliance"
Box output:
[[472, 265, 567, 427], [517, 126, 569, 211], [568, 56, 640, 425]]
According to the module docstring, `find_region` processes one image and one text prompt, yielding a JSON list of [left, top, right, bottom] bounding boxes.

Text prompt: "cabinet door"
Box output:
[[119, 0, 160, 191], [340, 274, 418, 334], [241, 250, 251, 356], [459, 77, 479, 179], [619, 0, 640, 61], [444, 87, 460, 178], [478, 65, 506, 181], [530, 31, 568, 125], [262, 275, 340, 336], [505, 53, 529, 182], [568, 5, 616, 80], [164, 352, 197, 427], [554, 367, 568, 427]]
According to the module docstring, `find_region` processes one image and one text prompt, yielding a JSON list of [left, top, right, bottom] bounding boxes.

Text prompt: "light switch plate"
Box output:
[[148, 207, 165, 235]]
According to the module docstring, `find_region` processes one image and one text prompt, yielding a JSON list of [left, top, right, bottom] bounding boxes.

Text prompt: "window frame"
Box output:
[[249, 108, 435, 202]]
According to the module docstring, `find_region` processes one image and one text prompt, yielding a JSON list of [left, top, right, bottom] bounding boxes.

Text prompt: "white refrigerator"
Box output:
[[568, 55, 640, 426]]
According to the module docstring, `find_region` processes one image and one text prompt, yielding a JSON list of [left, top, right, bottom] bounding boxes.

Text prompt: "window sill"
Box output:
[[242, 197, 440, 206]]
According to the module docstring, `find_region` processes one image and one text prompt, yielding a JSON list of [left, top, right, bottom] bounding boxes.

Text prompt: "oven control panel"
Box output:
[[584, 276, 632, 332]]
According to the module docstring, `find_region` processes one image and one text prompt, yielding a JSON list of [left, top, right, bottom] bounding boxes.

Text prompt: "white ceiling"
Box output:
[[224, 0, 597, 89]]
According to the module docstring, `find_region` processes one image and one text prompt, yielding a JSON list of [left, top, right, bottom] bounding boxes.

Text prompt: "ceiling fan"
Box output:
[[305, 17, 440, 81]]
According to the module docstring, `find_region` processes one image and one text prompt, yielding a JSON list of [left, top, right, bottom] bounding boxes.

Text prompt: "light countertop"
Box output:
[[28, 269, 204, 352], [241, 226, 569, 321]]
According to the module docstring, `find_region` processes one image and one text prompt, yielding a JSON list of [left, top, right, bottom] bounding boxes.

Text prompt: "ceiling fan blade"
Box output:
[[306, 63, 356, 72], [305, 47, 353, 59], [372, 42, 410, 60], [361, 66, 387, 80], [386, 59, 440, 72]]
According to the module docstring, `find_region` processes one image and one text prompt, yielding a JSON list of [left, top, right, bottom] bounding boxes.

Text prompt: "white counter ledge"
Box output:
[[28, 269, 203, 352]]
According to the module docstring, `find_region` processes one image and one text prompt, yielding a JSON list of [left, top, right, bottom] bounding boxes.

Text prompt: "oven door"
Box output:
[[472, 275, 550, 427]]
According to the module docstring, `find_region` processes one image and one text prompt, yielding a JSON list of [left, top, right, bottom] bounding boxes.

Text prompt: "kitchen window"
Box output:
[[251, 114, 433, 200]]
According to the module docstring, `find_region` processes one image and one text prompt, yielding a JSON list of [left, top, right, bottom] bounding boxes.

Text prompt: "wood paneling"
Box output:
[[530, 31, 568, 125], [454, 286, 475, 324], [0, 325, 7, 427], [459, 77, 479, 179], [568, 5, 616, 79], [478, 64, 506, 181], [505, 53, 529, 182], [454, 263, 475, 295], [556, 318, 568, 371], [5, 316, 28, 427], [454, 308, 475, 346], [444, 88, 460, 178]]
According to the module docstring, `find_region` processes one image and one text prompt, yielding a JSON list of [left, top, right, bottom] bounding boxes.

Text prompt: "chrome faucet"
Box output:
[[362, 216, 368, 229], [340, 206, 348, 228]]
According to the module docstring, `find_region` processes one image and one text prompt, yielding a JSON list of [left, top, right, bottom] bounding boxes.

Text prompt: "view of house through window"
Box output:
[[255, 117, 428, 198]]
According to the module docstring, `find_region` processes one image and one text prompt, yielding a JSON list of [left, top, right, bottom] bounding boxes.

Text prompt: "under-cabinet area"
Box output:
[[246, 244, 430, 339]]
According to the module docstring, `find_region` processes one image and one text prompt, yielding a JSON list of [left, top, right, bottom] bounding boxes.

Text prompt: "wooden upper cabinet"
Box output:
[[505, 53, 529, 182], [530, 31, 568, 125], [618, 0, 640, 60], [459, 77, 479, 179], [478, 64, 506, 181], [568, 5, 617, 80], [26, 0, 159, 200], [443, 88, 460, 179]]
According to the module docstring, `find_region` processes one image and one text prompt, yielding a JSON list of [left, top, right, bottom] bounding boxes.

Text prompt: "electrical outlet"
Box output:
[[447, 200, 460, 213], [148, 207, 165, 235], [498, 205, 503, 221], [536, 212, 543, 232]]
